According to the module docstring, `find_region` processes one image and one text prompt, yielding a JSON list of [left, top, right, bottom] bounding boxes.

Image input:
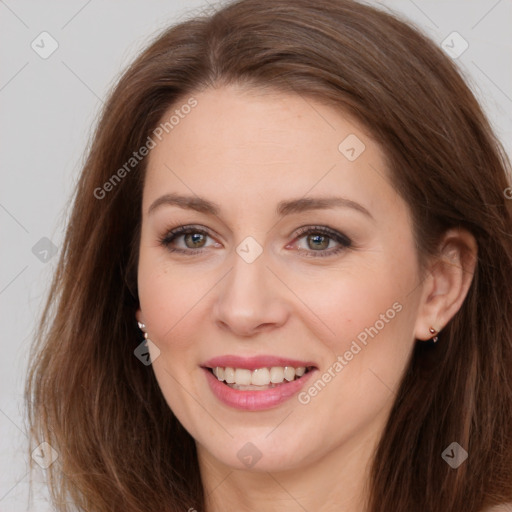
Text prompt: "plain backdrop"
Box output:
[[1, 1, 511, 510]]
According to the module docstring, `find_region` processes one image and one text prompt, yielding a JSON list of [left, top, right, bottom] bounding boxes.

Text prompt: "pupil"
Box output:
[[186, 233, 205, 248], [309, 234, 328, 250]]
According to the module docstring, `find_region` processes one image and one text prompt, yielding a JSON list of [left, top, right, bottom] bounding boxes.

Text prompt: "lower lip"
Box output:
[[202, 367, 317, 411]]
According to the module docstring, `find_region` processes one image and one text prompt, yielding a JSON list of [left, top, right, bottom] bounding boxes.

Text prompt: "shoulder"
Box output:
[[482, 504, 512, 512]]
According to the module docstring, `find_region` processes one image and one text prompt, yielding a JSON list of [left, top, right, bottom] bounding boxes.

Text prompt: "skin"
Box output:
[[135, 84, 477, 512]]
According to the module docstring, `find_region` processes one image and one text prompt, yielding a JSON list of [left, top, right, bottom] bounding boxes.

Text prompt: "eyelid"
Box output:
[[293, 225, 351, 246], [158, 224, 217, 249]]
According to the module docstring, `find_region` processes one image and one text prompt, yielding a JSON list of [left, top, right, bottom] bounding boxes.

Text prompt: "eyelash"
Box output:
[[158, 224, 352, 258]]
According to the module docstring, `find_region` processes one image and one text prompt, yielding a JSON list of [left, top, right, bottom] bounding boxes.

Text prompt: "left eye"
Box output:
[[296, 232, 337, 251], [291, 226, 352, 257]]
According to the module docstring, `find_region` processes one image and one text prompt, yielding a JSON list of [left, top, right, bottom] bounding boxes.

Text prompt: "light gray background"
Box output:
[[1, 1, 511, 510]]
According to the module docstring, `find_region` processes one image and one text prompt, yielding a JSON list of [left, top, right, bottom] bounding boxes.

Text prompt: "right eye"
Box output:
[[158, 225, 220, 254]]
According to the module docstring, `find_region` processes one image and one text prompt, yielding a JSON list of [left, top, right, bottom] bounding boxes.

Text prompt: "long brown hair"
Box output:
[[25, 0, 512, 510]]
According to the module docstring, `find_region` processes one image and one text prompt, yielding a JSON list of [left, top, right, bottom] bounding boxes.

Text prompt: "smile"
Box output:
[[201, 356, 318, 411]]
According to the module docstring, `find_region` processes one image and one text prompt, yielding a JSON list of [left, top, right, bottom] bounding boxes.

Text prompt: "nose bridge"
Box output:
[[213, 243, 289, 335]]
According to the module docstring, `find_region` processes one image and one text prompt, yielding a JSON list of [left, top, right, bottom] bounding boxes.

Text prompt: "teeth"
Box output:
[[270, 366, 284, 383], [211, 365, 308, 387], [284, 366, 295, 381], [224, 367, 236, 383], [235, 368, 252, 386], [295, 367, 306, 376], [251, 368, 270, 385]]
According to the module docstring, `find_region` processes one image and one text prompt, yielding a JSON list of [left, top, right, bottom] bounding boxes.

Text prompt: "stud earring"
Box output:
[[429, 327, 439, 343]]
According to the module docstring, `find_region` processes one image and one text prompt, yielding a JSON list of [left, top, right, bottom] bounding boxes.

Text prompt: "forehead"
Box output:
[[142, 85, 396, 220]]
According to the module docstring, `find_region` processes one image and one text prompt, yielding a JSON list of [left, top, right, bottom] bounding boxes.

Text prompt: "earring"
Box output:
[[137, 321, 150, 340], [429, 327, 439, 343]]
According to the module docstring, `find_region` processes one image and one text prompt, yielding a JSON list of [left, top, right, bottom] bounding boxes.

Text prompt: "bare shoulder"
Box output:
[[482, 504, 512, 512]]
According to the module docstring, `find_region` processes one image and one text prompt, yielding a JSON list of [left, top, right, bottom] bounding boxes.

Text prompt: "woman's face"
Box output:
[[136, 84, 427, 472]]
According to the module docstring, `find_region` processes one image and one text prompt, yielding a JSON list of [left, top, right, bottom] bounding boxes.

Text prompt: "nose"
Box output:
[[212, 250, 290, 337]]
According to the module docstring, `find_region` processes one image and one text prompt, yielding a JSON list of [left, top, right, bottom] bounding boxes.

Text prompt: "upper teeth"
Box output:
[[212, 366, 307, 386]]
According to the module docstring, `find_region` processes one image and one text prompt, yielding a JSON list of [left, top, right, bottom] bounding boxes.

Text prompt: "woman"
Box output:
[[25, 0, 512, 511]]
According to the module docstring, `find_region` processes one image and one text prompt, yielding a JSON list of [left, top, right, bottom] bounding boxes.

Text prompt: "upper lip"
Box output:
[[201, 355, 317, 371]]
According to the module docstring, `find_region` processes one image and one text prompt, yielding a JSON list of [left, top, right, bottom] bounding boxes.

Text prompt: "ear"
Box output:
[[414, 228, 478, 341], [135, 308, 143, 325]]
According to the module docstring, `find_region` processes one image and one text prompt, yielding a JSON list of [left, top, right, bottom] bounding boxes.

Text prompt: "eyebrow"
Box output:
[[147, 193, 374, 220]]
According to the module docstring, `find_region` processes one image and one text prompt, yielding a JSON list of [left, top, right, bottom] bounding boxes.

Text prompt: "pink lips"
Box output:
[[202, 355, 317, 371], [201, 355, 318, 411]]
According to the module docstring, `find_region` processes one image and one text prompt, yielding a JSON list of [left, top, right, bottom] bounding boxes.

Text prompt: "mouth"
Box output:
[[200, 355, 319, 410], [203, 365, 316, 391]]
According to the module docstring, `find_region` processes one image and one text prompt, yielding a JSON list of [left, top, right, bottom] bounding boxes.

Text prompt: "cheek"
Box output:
[[289, 272, 415, 443], [290, 257, 419, 413], [295, 261, 414, 350], [136, 254, 207, 423], [137, 250, 201, 352]]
